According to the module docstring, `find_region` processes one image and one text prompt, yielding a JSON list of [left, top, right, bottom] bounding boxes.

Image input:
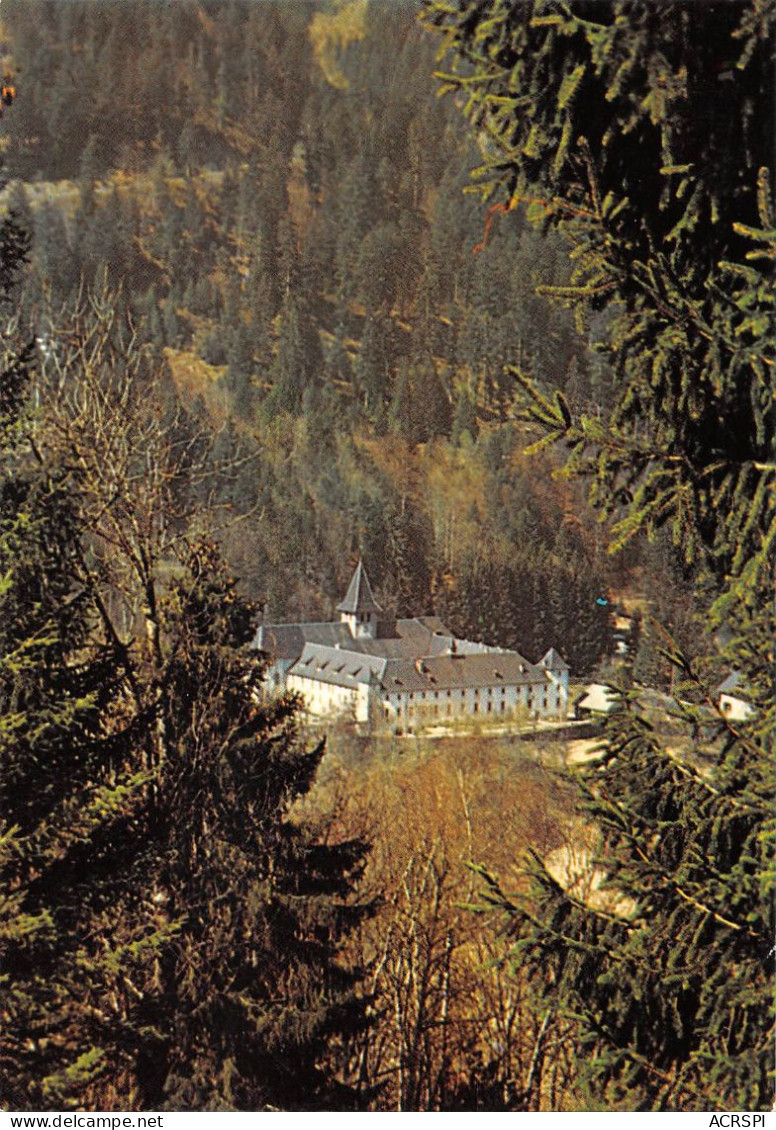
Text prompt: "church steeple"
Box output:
[[337, 561, 382, 638]]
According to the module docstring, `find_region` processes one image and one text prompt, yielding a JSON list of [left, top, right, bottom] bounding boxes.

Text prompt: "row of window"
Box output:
[[404, 687, 513, 701], [388, 699, 561, 718], [294, 677, 560, 715], [399, 687, 555, 704]]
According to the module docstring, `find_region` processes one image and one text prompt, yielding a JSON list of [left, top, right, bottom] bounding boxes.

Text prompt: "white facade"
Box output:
[[716, 673, 755, 722], [381, 678, 565, 730], [288, 671, 372, 722], [718, 693, 754, 722]]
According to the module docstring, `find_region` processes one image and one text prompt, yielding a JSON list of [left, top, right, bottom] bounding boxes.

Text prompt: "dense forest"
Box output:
[[0, 0, 772, 1113]]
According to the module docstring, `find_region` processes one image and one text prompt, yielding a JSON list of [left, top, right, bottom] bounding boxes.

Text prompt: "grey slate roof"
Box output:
[[258, 584, 564, 698], [290, 644, 386, 689], [396, 615, 451, 641], [289, 643, 547, 695], [541, 647, 569, 671], [336, 561, 383, 615], [378, 650, 545, 694], [255, 620, 351, 659], [256, 615, 456, 663]]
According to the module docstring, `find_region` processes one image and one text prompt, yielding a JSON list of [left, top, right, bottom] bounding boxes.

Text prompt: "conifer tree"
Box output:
[[422, 0, 775, 1110], [21, 288, 372, 1111], [266, 295, 323, 417], [450, 388, 478, 447], [134, 540, 371, 1111], [0, 171, 370, 1108]]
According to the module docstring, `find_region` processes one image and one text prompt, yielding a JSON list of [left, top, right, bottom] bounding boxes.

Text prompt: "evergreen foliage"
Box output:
[[0, 205, 163, 1110], [131, 542, 372, 1111], [0, 208, 370, 1114], [422, 0, 775, 1109], [420, 0, 775, 616], [8, 3, 766, 1105], [476, 676, 773, 1108]]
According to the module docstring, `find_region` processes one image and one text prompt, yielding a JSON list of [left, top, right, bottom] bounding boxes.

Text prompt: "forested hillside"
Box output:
[[1, 0, 771, 1114], [0, 0, 625, 675]]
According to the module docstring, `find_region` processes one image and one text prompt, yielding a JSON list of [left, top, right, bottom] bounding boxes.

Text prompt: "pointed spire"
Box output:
[[336, 560, 383, 615]]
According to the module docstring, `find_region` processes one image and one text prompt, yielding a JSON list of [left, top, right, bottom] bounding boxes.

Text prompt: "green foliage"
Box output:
[[137, 541, 372, 1111], [0, 174, 370, 1115], [422, 0, 775, 1110], [434, 538, 612, 676], [0, 362, 371, 1110], [0, 208, 163, 1111], [477, 685, 773, 1109], [420, 0, 775, 615]]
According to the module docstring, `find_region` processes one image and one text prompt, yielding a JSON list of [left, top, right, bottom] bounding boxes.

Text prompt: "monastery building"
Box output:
[[255, 561, 569, 731]]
